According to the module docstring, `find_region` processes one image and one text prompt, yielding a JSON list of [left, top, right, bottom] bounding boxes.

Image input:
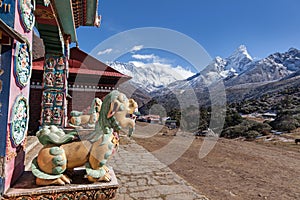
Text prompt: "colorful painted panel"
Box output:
[[42, 55, 66, 127], [42, 90, 64, 125], [14, 42, 32, 88], [43, 56, 65, 89], [42, 106, 63, 126], [18, 0, 35, 32], [2, 187, 118, 200], [10, 95, 29, 146]]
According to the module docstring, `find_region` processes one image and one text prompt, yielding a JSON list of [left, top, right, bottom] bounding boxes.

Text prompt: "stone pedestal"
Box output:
[[3, 168, 118, 200]]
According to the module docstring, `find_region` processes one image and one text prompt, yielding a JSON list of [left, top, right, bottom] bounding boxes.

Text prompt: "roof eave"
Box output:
[[0, 19, 26, 43], [85, 0, 99, 26], [53, 0, 77, 42]]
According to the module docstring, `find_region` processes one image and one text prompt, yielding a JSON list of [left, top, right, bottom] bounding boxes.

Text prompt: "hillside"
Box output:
[[141, 46, 300, 111]]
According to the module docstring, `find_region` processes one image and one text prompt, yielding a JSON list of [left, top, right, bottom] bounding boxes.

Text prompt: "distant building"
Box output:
[[262, 112, 277, 119], [139, 115, 161, 124], [165, 119, 177, 129]]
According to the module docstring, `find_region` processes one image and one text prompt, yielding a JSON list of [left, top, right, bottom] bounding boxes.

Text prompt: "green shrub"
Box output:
[[224, 109, 243, 128], [270, 114, 300, 132], [251, 121, 272, 133], [221, 125, 249, 139], [221, 119, 271, 139], [244, 130, 260, 140]]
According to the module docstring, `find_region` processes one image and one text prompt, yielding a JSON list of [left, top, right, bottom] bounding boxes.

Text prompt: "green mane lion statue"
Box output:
[[31, 90, 137, 185]]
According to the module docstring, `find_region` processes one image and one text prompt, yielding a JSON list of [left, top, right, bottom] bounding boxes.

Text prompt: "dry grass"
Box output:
[[134, 122, 300, 200]]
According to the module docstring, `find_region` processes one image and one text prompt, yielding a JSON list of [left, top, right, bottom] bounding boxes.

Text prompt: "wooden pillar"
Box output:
[[41, 54, 67, 127], [40, 35, 70, 127]]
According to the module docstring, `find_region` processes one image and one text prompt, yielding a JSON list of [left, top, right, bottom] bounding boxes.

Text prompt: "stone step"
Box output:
[[24, 136, 43, 171], [25, 136, 39, 154]]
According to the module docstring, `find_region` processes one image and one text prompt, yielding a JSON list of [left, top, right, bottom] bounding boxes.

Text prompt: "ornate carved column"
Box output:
[[41, 54, 67, 127]]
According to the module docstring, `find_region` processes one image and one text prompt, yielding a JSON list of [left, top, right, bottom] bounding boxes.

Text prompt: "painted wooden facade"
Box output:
[[30, 47, 131, 133], [0, 0, 102, 196], [0, 0, 34, 194]]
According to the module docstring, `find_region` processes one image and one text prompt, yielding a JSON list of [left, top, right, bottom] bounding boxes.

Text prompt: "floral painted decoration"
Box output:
[[15, 42, 32, 88], [11, 95, 29, 146], [18, 0, 35, 32]]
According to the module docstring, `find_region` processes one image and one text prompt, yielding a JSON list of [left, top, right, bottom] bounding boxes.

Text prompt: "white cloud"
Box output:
[[132, 54, 156, 60], [130, 45, 143, 52], [97, 48, 113, 55]]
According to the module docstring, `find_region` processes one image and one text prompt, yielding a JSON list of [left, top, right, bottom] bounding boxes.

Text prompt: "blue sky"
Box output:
[[76, 0, 300, 73]]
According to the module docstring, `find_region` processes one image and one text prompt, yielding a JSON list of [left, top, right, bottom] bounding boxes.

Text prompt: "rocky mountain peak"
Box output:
[[236, 45, 251, 59], [225, 45, 253, 73], [287, 47, 300, 55]]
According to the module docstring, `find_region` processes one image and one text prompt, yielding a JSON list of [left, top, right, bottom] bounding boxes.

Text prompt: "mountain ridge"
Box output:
[[109, 46, 300, 111], [108, 61, 195, 93]]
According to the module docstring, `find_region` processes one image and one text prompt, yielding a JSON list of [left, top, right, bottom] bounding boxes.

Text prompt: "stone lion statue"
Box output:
[[69, 97, 102, 129], [31, 90, 136, 185]]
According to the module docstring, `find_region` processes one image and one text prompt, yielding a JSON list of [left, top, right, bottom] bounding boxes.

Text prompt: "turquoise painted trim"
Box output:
[[0, 45, 12, 156], [53, 0, 77, 42], [0, 177, 4, 195], [86, 0, 98, 26], [18, 0, 35, 32], [31, 157, 63, 179], [14, 41, 32, 88], [57, 26, 65, 54], [10, 95, 29, 146], [35, 23, 65, 54]]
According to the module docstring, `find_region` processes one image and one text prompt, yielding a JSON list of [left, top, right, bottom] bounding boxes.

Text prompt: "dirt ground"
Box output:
[[133, 122, 300, 200]]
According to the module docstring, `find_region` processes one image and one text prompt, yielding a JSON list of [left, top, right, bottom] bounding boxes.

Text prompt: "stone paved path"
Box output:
[[110, 139, 208, 200], [25, 136, 208, 200]]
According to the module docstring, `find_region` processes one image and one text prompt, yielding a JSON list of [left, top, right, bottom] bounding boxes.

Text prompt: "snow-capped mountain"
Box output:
[[138, 46, 300, 119], [107, 45, 255, 94], [149, 46, 300, 107], [108, 61, 195, 92], [170, 45, 300, 92], [196, 45, 253, 85], [108, 45, 300, 107], [166, 45, 254, 91], [225, 45, 253, 73], [225, 47, 300, 86]]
